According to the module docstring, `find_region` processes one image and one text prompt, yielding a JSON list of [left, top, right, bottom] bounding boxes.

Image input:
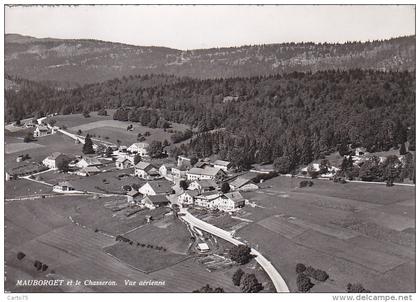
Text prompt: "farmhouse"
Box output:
[[194, 191, 221, 209], [212, 160, 232, 172], [171, 166, 188, 179], [127, 142, 149, 156], [126, 190, 143, 203], [33, 125, 50, 137], [77, 166, 101, 176], [178, 190, 199, 206], [187, 167, 226, 182], [159, 163, 175, 177], [134, 161, 160, 180], [142, 195, 170, 209], [42, 152, 70, 169], [53, 181, 75, 192], [76, 157, 102, 169], [214, 191, 245, 211], [188, 179, 218, 193], [139, 180, 174, 196], [5, 162, 48, 180], [24, 121, 37, 128], [229, 176, 258, 191], [116, 157, 131, 169]]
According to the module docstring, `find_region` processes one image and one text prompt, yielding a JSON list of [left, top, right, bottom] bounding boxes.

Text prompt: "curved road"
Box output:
[[180, 210, 290, 293]]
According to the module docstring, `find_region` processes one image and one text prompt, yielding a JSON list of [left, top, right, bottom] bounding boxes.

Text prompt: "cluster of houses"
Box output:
[[34, 137, 260, 212]]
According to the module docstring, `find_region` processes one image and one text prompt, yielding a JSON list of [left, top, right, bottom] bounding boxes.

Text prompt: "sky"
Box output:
[[5, 5, 416, 50]]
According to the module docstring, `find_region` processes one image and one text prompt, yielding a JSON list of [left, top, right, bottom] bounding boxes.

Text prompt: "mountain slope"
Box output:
[[5, 34, 415, 85]]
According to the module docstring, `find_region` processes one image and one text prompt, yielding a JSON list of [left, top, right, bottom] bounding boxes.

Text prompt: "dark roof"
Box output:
[[195, 179, 218, 189], [188, 167, 225, 177], [146, 181, 173, 194]]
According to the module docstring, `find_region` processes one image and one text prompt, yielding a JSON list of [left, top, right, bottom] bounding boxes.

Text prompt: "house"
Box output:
[[142, 195, 170, 209], [187, 167, 226, 182], [118, 145, 128, 153], [213, 160, 232, 172], [229, 176, 258, 191], [134, 161, 160, 180], [76, 157, 102, 169], [42, 152, 70, 169], [53, 181, 75, 192], [16, 155, 24, 163], [159, 163, 176, 177], [214, 192, 246, 211], [171, 166, 188, 179], [34, 125, 50, 137], [116, 157, 131, 169], [77, 166, 101, 176], [188, 179, 218, 193], [126, 190, 143, 203], [138, 180, 174, 196], [177, 155, 192, 168], [197, 242, 210, 253], [178, 190, 200, 206], [24, 121, 37, 128], [194, 191, 221, 209], [127, 142, 149, 156]]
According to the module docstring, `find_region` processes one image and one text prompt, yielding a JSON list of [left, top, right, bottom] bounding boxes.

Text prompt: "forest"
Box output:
[[5, 69, 415, 170]]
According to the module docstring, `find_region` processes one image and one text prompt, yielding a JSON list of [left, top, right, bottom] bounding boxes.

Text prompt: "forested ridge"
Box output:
[[5, 34, 415, 85], [5, 69, 415, 170]]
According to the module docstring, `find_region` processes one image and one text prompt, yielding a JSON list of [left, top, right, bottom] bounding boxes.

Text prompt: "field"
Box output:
[[228, 176, 416, 293], [49, 111, 190, 146], [5, 195, 243, 293]]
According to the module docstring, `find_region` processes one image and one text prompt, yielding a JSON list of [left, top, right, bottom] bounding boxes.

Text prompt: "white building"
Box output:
[[116, 157, 131, 169], [177, 190, 199, 206], [138, 180, 174, 196], [188, 179, 218, 193], [42, 152, 70, 169], [213, 191, 245, 211], [76, 157, 102, 169], [134, 161, 160, 180], [212, 160, 232, 172], [159, 163, 175, 177], [194, 192, 221, 209], [53, 181, 75, 193], [187, 167, 226, 182], [34, 125, 50, 137], [127, 142, 149, 156]]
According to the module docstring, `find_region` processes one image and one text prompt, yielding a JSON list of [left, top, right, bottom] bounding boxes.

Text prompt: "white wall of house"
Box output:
[[178, 193, 195, 205], [139, 183, 156, 196], [42, 158, 57, 169]]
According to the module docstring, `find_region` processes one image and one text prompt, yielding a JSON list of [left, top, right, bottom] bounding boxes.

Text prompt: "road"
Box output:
[[179, 209, 290, 293]]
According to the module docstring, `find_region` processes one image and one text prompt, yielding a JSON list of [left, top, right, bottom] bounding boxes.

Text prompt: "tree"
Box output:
[[133, 154, 141, 165], [296, 273, 314, 292], [382, 155, 402, 185], [105, 147, 114, 158], [77, 129, 82, 135], [147, 141, 163, 158], [274, 156, 291, 174], [49, 119, 57, 127], [56, 157, 70, 172], [83, 110, 90, 118], [23, 133, 34, 143], [97, 108, 108, 116], [240, 273, 263, 293], [399, 143, 407, 155], [221, 182, 230, 193], [228, 245, 252, 265], [82, 134, 95, 154], [295, 263, 306, 274], [179, 180, 188, 191], [319, 159, 331, 174], [232, 268, 244, 286]]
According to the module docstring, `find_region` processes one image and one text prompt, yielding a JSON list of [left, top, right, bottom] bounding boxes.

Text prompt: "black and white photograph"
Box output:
[[2, 2, 416, 301]]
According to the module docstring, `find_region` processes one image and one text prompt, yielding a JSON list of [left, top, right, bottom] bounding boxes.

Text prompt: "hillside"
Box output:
[[5, 70, 415, 170], [5, 34, 415, 85]]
